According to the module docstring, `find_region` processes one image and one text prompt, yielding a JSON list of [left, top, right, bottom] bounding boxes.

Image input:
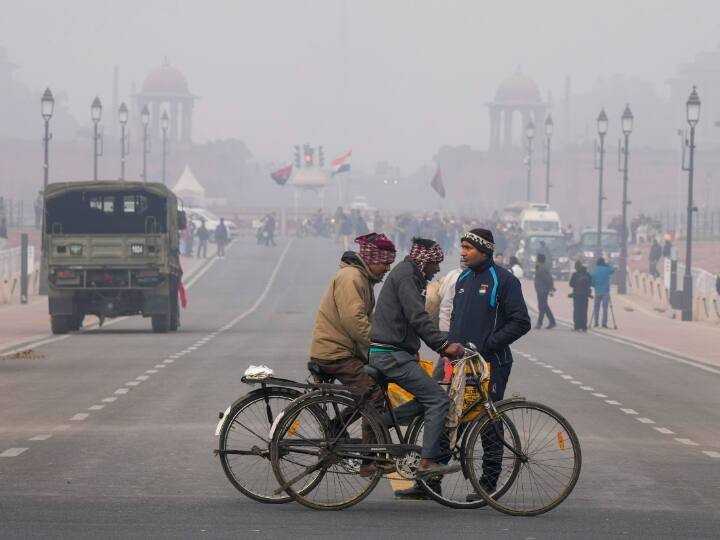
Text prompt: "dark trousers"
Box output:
[[536, 291, 556, 327], [217, 240, 226, 257], [481, 361, 512, 486], [573, 294, 589, 330], [311, 357, 384, 446], [197, 240, 207, 258]]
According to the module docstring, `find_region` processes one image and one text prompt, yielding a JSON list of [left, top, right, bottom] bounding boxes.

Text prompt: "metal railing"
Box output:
[[0, 246, 35, 279]]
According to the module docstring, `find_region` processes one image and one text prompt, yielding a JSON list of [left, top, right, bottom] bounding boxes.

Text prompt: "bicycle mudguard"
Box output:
[[214, 386, 303, 437]]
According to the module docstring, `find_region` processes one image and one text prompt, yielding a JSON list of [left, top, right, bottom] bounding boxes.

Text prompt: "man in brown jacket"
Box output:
[[310, 233, 396, 476]]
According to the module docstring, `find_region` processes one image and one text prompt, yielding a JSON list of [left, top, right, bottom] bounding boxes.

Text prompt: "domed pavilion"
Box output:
[[488, 68, 547, 151], [136, 59, 195, 144]]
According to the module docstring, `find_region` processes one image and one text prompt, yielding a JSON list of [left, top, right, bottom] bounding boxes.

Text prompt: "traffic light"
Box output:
[[303, 144, 314, 167], [318, 145, 324, 167], [294, 145, 301, 168]]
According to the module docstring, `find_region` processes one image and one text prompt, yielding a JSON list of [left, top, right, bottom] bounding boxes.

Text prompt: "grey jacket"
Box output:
[[370, 258, 448, 355]]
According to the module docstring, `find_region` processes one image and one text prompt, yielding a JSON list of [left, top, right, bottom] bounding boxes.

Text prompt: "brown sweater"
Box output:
[[310, 252, 378, 362]]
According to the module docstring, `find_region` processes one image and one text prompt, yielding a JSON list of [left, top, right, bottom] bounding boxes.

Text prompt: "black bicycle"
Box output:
[[269, 344, 582, 515]]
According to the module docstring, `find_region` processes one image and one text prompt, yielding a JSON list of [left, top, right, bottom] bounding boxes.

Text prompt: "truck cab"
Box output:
[[43, 181, 185, 334], [516, 232, 572, 280]]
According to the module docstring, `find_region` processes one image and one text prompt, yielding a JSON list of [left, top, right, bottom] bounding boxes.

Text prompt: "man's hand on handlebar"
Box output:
[[443, 343, 465, 358]]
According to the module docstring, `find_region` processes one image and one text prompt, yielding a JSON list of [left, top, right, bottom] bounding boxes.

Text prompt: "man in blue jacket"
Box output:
[[450, 228, 531, 500], [591, 257, 615, 328]]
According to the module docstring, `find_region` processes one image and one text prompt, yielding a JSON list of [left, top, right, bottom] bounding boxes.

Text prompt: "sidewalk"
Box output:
[[523, 278, 720, 367], [0, 248, 216, 355]]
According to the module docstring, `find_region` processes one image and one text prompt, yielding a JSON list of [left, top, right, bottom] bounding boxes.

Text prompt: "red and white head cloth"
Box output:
[[355, 233, 397, 265], [409, 238, 444, 274]]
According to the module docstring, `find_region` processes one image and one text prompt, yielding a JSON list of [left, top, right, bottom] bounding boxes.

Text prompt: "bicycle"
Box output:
[[269, 344, 582, 515], [214, 365, 348, 503]]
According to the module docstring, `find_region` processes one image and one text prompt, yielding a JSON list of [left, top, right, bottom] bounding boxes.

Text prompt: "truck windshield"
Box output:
[[46, 191, 167, 234], [528, 236, 568, 255], [581, 232, 619, 251]]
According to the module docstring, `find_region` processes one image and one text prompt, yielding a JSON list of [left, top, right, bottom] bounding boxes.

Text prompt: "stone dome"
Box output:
[[495, 69, 541, 103], [142, 59, 190, 95]]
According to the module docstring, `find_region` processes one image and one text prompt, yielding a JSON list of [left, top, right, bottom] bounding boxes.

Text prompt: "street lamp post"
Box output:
[[118, 102, 128, 180], [681, 86, 701, 321], [525, 119, 535, 201], [544, 115, 553, 204], [141, 105, 150, 182], [593, 108, 608, 260], [39, 88, 54, 296], [617, 104, 634, 294], [161, 110, 169, 184], [91, 97, 103, 180]]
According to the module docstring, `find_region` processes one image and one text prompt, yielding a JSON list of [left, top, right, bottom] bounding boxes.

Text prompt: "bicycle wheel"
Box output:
[[411, 415, 520, 509], [218, 386, 302, 503], [465, 400, 582, 516], [270, 391, 386, 510]]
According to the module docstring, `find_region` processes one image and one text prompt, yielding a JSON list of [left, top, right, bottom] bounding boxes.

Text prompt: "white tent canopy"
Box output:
[[172, 164, 206, 207]]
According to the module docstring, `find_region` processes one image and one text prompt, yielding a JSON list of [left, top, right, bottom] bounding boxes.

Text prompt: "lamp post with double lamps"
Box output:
[[39, 88, 54, 296], [617, 104, 633, 294], [681, 87, 700, 321], [161, 110, 169, 184], [525, 119, 535, 201], [91, 97, 103, 180], [544, 115, 553, 204], [141, 105, 150, 182], [593, 108, 608, 259], [118, 102, 129, 181]]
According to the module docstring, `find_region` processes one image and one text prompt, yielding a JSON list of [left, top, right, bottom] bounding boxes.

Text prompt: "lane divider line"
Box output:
[[0, 448, 28, 457], [28, 434, 52, 441]]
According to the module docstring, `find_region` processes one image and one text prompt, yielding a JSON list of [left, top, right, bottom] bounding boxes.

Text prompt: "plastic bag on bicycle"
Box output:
[[386, 357, 491, 423]]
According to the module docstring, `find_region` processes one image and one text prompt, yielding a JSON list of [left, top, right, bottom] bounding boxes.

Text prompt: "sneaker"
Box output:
[[465, 477, 497, 502]]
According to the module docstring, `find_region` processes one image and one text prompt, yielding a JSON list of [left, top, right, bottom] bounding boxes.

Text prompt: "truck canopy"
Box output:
[[44, 181, 179, 235]]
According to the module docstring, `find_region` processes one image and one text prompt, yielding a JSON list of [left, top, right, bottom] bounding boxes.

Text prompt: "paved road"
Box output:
[[1, 238, 718, 539]]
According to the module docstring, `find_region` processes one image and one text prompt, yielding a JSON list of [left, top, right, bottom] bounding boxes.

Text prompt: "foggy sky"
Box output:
[[2, 0, 720, 170]]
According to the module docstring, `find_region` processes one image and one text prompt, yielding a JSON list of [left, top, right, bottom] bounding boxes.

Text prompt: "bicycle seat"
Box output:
[[307, 361, 336, 384]]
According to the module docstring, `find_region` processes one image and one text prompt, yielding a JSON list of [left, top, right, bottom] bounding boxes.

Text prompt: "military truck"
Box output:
[[43, 181, 186, 334]]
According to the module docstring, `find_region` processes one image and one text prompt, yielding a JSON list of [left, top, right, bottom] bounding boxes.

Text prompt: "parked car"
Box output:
[[186, 207, 238, 239]]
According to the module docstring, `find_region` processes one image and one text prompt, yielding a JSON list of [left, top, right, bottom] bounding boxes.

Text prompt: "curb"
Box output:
[[526, 304, 720, 373]]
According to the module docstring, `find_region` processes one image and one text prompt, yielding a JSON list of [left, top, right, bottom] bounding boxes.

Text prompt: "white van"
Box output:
[[520, 205, 561, 234]]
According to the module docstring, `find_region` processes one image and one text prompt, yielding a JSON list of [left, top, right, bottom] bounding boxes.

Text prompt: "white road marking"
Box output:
[[126, 381, 140, 386], [552, 369, 564, 373], [570, 381, 583, 385], [146, 370, 158, 374], [71, 413, 89, 421], [163, 359, 174, 364], [170, 354, 181, 359], [675, 438, 699, 446], [620, 408, 638, 415], [115, 388, 129, 394], [154, 364, 166, 369], [605, 400, 622, 405], [561, 375, 573, 380], [102, 397, 118, 403], [528, 358, 538, 362], [136, 375, 150, 381], [654, 427, 675, 434], [0, 448, 28, 457], [636, 417, 655, 424], [53, 424, 70, 431], [28, 434, 52, 441], [580, 386, 595, 391], [88, 405, 105, 411], [702, 451, 720, 458], [592, 393, 608, 398]]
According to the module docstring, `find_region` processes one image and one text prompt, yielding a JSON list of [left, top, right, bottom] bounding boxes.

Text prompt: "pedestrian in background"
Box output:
[[534, 253, 556, 329], [509, 255, 524, 279], [569, 260, 592, 331], [196, 220, 209, 259], [591, 257, 615, 328], [215, 217, 228, 259], [649, 238, 661, 278]]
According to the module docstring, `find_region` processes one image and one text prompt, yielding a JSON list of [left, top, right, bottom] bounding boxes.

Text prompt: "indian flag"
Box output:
[[331, 149, 352, 177]]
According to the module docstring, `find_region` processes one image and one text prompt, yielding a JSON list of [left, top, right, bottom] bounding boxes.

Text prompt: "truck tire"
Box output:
[[51, 315, 74, 335], [152, 314, 170, 333], [71, 315, 84, 331]]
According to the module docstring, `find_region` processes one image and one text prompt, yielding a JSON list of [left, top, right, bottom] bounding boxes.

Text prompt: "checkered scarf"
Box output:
[[409, 239, 444, 274], [355, 233, 396, 265]]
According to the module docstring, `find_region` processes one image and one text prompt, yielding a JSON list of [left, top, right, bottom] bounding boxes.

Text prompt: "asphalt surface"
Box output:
[[1, 237, 718, 539]]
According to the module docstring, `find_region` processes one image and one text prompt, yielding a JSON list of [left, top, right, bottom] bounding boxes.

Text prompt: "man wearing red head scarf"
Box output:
[[309, 233, 396, 477]]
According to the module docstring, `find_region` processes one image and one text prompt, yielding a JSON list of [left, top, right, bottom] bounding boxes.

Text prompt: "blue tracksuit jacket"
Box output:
[[448, 260, 531, 367]]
